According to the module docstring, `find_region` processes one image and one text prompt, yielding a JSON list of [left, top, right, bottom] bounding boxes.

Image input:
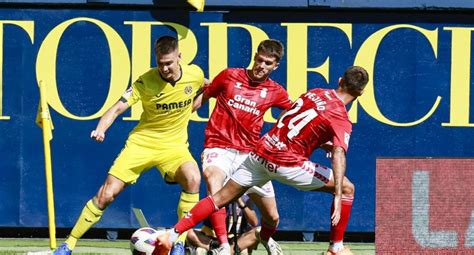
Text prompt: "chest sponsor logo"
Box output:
[[227, 94, 261, 116], [156, 98, 192, 111]]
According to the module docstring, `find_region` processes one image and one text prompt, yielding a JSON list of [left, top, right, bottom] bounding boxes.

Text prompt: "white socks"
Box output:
[[330, 241, 344, 252], [169, 228, 179, 243], [220, 243, 231, 251]]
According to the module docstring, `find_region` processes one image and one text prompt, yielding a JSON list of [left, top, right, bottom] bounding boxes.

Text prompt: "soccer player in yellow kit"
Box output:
[[53, 36, 204, 255]]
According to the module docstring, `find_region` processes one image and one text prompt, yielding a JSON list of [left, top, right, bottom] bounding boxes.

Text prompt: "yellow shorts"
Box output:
[[108, 140, 197, 184]]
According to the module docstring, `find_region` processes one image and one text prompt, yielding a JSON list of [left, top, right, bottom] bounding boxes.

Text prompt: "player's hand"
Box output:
[[331, 195, 342, 226], [237, 198, 246, 208], [153, 232, 172, 255], [90, 130, 105, 142]]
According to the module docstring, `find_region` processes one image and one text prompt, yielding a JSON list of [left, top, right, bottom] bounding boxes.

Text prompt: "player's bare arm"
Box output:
[[90, 100, 130, 142], [330, 146, 346, 226], [238, 199, 258, 227], [192, 78, 211, 112]]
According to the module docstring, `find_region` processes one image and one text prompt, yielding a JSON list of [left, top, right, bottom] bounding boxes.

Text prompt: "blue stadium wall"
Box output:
[[0, 2, 473, 233]]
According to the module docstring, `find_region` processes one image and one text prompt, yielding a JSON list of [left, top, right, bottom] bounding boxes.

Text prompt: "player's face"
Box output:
[[249, 53, 279, 81], [156, 49, 181, 82]]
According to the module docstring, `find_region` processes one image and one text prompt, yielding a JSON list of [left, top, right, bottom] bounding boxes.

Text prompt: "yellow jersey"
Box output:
[[121, 64, 204, 148]]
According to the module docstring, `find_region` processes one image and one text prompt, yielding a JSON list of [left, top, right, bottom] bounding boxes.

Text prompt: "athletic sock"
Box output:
[[66, 199, 104, 250], [210, 207, 229, 245], [329, 195, 353, 244], [329, 241, 344, 252], [177, 191, 200, 219], [174, 196, 219, 234], [260, 221, 277, 241], [220, 243, 231, 251], [176, 191, 199, 242]]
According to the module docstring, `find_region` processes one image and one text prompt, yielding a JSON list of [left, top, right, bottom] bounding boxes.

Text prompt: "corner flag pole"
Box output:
[[37, 80, 57, 249]]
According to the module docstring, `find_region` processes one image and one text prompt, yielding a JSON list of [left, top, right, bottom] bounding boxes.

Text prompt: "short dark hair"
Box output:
[[154, 36, 179, 56], [257, 39, 284, 62], [342, 66, 369, 96]]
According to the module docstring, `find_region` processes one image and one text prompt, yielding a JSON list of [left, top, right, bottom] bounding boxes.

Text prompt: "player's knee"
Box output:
[[184, 172, 201, 192], [263, 211, 279, 226], [203, 166, 221, 181], [96, 188, 116, 208], [269, 211, 280, 225], [203, 167, 224, 191], [203, 168, 214, 182], [343, 181, 355, 197]]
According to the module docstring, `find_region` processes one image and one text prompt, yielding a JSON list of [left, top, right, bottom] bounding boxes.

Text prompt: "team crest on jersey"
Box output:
[[344, 132, 351, 146], [235, 82, 242, 89], [184, 85, 193, 95], [260, 88, 268, 98]]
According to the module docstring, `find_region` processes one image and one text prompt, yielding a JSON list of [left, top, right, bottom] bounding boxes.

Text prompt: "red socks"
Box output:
[[260, 221, 277, 241], [210, 207, 229, 244], [330, 195, 354, 242], [174, 196, 218, 234]]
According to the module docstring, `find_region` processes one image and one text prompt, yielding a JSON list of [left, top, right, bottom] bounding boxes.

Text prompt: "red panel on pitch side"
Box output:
[[376, 158, 474, 254]]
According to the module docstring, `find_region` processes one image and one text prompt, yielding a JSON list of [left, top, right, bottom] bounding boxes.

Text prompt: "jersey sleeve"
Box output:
[[193, 65, 205, 93], [274, 86, 293, 110], [120, 77, 142, 106], [204, 68, 228, 98], [330, 119, 352, 152]]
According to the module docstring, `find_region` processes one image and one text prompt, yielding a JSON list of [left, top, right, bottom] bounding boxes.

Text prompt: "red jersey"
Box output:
[[255, 88, 352, 166], [204, 68, 292, 152]]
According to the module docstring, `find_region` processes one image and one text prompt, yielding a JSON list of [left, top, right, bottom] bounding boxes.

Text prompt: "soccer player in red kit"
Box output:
[[193, 39, 292, 254], [155, 66, 369, 255]]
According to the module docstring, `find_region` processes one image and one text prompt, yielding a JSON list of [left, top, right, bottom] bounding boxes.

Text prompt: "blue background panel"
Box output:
[[308, 0, 474, 8], [0, 8, 474, 233], [2, 0, 474, 9]]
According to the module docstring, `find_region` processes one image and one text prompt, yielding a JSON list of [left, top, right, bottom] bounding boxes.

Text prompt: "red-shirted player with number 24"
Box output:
[[156, 66, 369, 255]]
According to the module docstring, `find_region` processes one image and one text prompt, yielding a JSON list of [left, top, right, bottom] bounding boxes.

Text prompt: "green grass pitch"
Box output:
[[0, 238, 375, 255]]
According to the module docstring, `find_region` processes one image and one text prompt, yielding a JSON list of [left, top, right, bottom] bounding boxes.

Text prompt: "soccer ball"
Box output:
[[130, 227, 166, 255]]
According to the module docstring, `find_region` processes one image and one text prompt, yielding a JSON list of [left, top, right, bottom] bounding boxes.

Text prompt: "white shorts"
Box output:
[[231, 152, 333, 191], [202, 148, 275, 197]]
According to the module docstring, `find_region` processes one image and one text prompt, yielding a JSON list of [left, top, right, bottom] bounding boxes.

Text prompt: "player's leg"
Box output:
[[248, 187, 278, 232], [247, 184, 283, 255], [268, 160, 354, 254], [53, 175, 127, 255], [173, 179, 247, 235], [185, 229, 213, 251], [152, 179, 247, 255], [204, 166, 229, 250], [236, 228, 258, 252], [154, 156, 268, 254], [174, 161, 201, 217], [158, 147, 201, 222], [154, 147, 201, 255], [54, 141, 147, 255], [202, 148, 238, 251], [172, 161, 201, 254], [316, 175, 355, 255]]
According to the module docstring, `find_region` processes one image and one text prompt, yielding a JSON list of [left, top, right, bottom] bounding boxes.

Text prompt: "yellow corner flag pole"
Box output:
[[36, 80, 57, 249], [187, 0, 205, 12]]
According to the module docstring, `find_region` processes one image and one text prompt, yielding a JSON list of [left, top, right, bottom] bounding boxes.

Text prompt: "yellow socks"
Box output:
[[65, 199, 104, 250], [177, 191, 199, 242]]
